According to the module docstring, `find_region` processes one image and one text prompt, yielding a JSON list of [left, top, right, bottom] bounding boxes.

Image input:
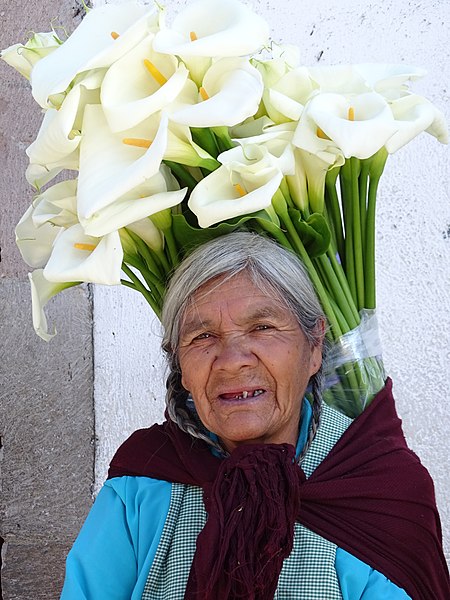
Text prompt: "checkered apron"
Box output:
[[142, 403, 352, 599]]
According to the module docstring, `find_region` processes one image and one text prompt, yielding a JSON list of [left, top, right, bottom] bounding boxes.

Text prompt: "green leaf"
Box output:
[[288, 209, 331, 258], [172, 210, 283, 257]]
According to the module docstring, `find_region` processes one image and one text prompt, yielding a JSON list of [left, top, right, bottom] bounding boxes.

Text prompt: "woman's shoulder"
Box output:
[[107, 423, 170, 479]]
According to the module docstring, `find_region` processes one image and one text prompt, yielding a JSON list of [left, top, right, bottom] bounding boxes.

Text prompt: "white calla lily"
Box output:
[[153, 0, 269, 58], [15, 204, 62, 268], [77, 105, 168, 223], [165, 121, 219, 168], [101, 36, 194, 132], [294, 92, 399, 159], [308, 63, 427, 101], [290, 147, 344, 213], [82, 173, 186, 238], [125, 217, 164, 251], [31, 2, 158, 108], [353, 63, 427, 99], [44, 224, 123, 285], [29, 270, 77, 341], [32, 180, 78, 228], [26, 70, 103, 168], [171, 57, 263, 127], [256, 61, 315, 123], [189, 144, 284, 227], [1, 31, 61, 79], [308, 65, 369, 95], [232, 118, 296, 145], [386, 94, 448, 153], [25, 158, 78, 189], [231, 122, 296, 178]]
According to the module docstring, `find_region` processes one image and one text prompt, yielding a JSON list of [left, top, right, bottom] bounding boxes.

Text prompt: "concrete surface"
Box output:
[[1, 1, 95, 597]]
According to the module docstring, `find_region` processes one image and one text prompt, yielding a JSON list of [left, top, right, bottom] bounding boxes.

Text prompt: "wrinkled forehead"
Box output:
[[179, 270, 293, 330]]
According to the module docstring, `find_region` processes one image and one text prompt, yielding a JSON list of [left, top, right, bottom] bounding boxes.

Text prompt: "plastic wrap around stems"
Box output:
[[322, 309, 386, 418]]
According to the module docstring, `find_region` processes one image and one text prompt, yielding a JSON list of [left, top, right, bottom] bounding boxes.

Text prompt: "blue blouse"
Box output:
[[61, 403, 411, 599]]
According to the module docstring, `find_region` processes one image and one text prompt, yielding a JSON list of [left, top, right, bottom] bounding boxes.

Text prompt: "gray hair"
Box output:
[[161, 231, 326, 461]]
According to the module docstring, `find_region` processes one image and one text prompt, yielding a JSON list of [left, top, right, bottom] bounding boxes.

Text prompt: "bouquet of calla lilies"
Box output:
[[3, 0, 447, 416]]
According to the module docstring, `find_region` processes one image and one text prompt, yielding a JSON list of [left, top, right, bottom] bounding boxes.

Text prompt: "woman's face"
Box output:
[[178, 272, 323, 453]]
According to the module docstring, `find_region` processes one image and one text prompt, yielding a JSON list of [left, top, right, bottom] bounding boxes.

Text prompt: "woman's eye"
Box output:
[[193, 332, 211, 341], [254, 324, 271, 331]]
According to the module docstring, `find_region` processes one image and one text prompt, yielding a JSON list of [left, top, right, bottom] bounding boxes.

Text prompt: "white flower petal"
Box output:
[[15, 204, 62, 268], [101, 37, 190, 132], [77, 106, 168, 219], [189, 144, 284, 227], [153, 0, 269, 57], [82, 186, 186, 238], [354, 63, 427, 96], [44, 224, 123, 285], [1, 32, 61, 79], [189, 165, 281, 227], [31, 3, 157, 107], [294, 92, 399, 159], [266, 88, 303, 122], [385, 94, 449, 152], [125, 217, 164, 251], [28, 270, 77, 341], [32, 180, 78, 228], [27, 88, 86, 166], [171, 58, 263, 127]]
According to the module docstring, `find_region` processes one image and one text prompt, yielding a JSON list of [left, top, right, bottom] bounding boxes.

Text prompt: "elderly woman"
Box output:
[[61, 232, 449, 600]]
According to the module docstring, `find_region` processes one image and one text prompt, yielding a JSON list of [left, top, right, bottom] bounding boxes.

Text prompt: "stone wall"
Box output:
[[0, 1, 94, 597]]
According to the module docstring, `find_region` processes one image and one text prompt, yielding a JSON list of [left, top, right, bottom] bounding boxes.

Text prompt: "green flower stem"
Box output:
[[123, 254, 164, 302], [358, 161, 370, 251], [121, 267, 161, 318], [161, 226, 180, 270], [326, 299, 363, 407], [211, 126, 235, 152], [327, 249, 360, 325], [339, 163, 357, 306], [316, 253, 359, 331], [325, 168, 344, 259], [153, 246, 171, 275], [279, 178, 294, 208], [349, 157, 365, 311], [365, 149, 388, 309], [163, 161, 199, 191], [126, 230, 165, 280], [327, 297, 347, 334], [191, 127, 220, 159], [272, 190, 342, 339], [255, 217, 294, 251]]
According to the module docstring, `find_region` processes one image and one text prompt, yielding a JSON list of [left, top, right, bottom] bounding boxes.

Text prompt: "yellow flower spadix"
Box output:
[[143, 59, 168, 86], [234, 183, 247, 196], [199, 86, 209, 100], [74, 243, 97, 251], [316, 127, 329, 139], [122, 138, 153, 149]]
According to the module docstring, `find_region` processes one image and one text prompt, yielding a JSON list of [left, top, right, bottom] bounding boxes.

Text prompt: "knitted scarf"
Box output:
[[108, 379, 450, 600]]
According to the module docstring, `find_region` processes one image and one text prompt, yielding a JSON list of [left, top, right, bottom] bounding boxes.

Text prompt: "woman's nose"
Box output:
[[212, 334, 258, 372]]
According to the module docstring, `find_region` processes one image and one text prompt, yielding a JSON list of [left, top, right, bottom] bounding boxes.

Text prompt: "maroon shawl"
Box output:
[[109, 379, 450, 600]]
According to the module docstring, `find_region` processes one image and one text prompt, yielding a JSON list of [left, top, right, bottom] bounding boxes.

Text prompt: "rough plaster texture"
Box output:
[[1, 1, 95, 597], [92, 0, 450, 566], [0, 284, 94, 599]]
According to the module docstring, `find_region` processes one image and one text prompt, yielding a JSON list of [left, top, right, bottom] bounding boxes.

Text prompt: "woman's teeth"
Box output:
[[235, 389, 264, 399]]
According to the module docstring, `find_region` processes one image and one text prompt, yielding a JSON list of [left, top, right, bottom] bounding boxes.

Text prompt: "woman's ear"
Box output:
[[309, 317, 327, 376]]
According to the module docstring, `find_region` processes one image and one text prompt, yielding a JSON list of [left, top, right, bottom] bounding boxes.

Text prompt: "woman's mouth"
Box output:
[[219, 389, 265, 400]]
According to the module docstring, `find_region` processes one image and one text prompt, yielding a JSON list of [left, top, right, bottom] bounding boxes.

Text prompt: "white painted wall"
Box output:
[[93, 0, 450, 559]]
